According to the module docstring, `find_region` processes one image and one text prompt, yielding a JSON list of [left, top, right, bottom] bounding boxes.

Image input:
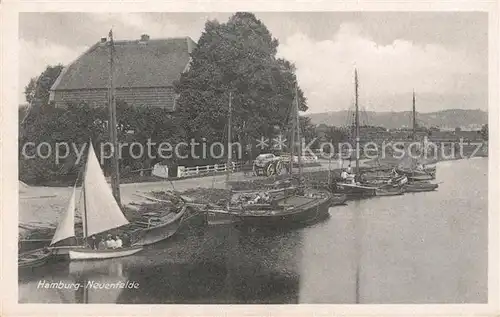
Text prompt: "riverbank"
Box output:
[[19, 158, 488, 304], [18, 155, 484, 240]]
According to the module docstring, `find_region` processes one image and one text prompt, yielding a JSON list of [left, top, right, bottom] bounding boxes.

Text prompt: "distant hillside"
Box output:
[[307, 109, 488, 130]]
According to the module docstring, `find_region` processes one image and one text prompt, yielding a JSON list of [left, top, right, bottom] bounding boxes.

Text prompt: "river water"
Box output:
[[18, 158, 488, 304]]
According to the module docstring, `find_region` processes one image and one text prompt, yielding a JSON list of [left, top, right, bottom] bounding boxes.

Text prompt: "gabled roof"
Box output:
[[51, 37, 196, 90]]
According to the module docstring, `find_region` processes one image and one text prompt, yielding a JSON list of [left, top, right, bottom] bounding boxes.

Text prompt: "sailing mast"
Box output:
[[82, 158, 89, 240], [295, 84, 303, 179], [108, 29, 121, 206], [354, 69, 360, 175], [412, 90, 416, 141]]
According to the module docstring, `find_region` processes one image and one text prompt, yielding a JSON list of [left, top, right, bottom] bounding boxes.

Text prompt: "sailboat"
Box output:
[[19, 142, 143, 268], [68, 143, 143, 260], [395, 91, 437, 181], [332, 69, 378, 198]]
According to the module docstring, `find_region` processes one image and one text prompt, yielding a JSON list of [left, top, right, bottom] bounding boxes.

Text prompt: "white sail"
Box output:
[[82, 142, 129, 237], [50, 186, 77, 245]]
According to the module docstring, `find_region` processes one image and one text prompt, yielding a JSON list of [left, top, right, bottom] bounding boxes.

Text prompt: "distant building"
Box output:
[[50, 34, 196, 111]]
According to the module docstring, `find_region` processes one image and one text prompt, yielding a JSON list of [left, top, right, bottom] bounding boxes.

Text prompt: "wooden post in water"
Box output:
[[108, 29, 121, 206]]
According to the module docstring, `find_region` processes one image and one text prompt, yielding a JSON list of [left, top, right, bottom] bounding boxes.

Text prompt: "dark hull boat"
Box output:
[[231, 188, 334, 227], [333, 182, 377, 199], [404, 181, 438, 192], [330, 193, 348, 205], [375, 186, 405, 196], [131, 205, 206, 246], [130, 206, 187, 246], [397, 167, 436, 181], [18, 248, 54, 271]]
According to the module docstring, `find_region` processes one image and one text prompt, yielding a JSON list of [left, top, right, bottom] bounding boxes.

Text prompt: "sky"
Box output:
[[19, 12, 488, 114]]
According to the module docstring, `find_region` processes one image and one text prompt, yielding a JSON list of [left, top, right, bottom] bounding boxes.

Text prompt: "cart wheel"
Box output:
[[275, 161, 283, 175], [266, 163, 275, 177]]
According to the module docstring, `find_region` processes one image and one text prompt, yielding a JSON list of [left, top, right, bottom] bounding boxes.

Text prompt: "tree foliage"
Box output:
[[174, 12, 308, 149], [20, 99, 185, 185], [21, 65, 64, 137], [24, 65, 63, 106]]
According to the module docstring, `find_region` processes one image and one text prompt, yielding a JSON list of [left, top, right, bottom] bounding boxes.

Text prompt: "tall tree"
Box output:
[[24, 64, 63, 106], [174, 12, 307, 155], [22, 65, 64, 129]]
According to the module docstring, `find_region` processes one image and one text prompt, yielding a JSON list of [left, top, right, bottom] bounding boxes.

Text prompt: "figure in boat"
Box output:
[[50, 141, 143, 261]]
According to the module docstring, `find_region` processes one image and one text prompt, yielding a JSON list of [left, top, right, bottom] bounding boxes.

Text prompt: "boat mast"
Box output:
[[354, 68, 360, 175], [295, 84, 303, 179], [82, 142, 90, 241], [412, 90, 416, 141], [412, 90, 417, 141], [226, 91, 232, 188], [108, 29, 121, 206]]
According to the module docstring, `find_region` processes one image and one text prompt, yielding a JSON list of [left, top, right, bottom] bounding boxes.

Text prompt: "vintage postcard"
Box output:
[[1, 1, 499, 316]]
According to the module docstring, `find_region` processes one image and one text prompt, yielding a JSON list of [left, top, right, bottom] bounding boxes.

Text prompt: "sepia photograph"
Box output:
[[1, 2, 498, 316]]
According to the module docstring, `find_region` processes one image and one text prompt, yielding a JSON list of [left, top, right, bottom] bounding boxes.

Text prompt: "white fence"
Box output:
[[151, 154, 320, 179]]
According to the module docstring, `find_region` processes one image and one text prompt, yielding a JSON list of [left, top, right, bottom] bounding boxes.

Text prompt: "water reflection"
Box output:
[[19, 260, 128, 303]]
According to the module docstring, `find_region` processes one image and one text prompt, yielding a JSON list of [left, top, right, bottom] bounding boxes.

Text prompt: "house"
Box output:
[[50, 34, 196, 111]]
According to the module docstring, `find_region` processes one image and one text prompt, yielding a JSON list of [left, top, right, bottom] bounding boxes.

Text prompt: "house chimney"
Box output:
[[140, 34, 150, 41], [100, 37, 107, 43]]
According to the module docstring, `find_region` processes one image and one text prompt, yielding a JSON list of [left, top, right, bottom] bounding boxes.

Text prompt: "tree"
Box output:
[[299, 116, 318, 148], [174, 12, 307, 158], [22, 65, 64, 127], [324, 126, 348, 153], [19, 99, 186, 185], [480, 124, 488, 141], [24, 65, 64, 106]]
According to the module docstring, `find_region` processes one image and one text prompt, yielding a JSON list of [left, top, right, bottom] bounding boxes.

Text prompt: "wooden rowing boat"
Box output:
[[18, 248, 53, 270]]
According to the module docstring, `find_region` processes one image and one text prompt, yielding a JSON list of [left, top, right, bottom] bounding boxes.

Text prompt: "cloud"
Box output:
[[19, 38, 89, 103], [277, 23, 485, 113]]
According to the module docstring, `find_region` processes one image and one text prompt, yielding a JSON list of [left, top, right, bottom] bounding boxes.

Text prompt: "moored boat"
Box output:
[[227, 187, 333, 227], [397, 168, 435, 181], [404, 181, 439, 192], [18, 248, 54, 270], [69, 245, 143, 261], [130, 205, 205, 246], [330, 193, 348, 205], [334, 182, 377, 198], [375, 186, 405, 196], [43, 142, 144, 261]]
